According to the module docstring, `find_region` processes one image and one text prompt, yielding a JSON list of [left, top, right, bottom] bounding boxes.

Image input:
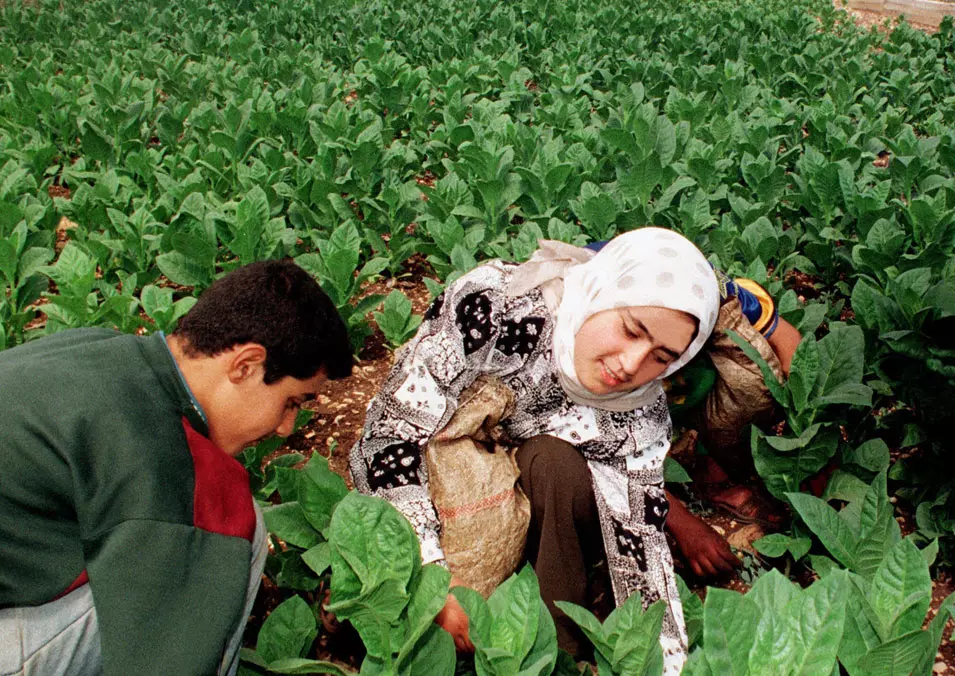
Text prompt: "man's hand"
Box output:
[[435, 576, 474, 653], [665, 490, 741, 578]]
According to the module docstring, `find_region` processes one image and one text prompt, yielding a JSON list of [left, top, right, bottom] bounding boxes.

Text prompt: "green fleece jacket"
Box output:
[[0, 329, 256, 675]]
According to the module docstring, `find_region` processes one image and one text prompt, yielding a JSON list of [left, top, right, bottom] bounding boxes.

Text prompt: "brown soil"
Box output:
[[834, 0, 941, 32]]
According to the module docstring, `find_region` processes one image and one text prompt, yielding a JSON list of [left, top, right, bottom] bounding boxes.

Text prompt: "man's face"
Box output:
[[208, 366, 327, 456], [573, 306, 696, 395]]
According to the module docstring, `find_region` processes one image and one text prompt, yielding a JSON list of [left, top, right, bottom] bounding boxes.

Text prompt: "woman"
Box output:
[[349, 227, 719, 673]]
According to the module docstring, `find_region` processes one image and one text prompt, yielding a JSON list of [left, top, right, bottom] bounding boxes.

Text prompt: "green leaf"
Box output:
[[855, 472, 901, 579], [857, 630, 931, 676], [156, 251, 210, 288], [232, 186, 270, 264], [454, 586, 494, 648], [264, 657, 349, 675], [754, 425, 838, 501], [553, 601, 609, 659], [839, 573, 883, 675], [609, 597, 665, 675], [677, 575, 704, 649], [702, 589, 759, 676], [795, 302, 828, 336], [870, 538, 931, 640], [823, 471, 870, 503], [762, 423, 822, 452], [752, 533, 811, 561], [786, 571, 848, 676], [813, 325, 865, 399], [301, 542, 331, 575], [256, 596, 317, 664], [788, 492, 858, 569], [576, 182, 619, 236], [139, 282, 170, 311], [396, 623, 456, 676], [298, 454, 349, 534], [263, 502, 322, 549], [913, 592, 955, 676], [79, 118, 113, 163], [486, 566, 546, 666], [789, 334, 820, 412], [741, 217, 779, 263], [663, 456, 692, 483], [327, 493, 420, 652], [397, 564, 452, 666], [373, 289, 421, 348], [845, 439, 890, 472]]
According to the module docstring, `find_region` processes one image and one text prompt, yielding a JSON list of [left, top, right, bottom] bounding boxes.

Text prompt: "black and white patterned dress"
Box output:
[[350, 260, 688, 672]]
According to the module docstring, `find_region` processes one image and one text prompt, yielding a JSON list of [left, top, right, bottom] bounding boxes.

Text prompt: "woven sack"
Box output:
[[700, 297, 784, 462], [426, 376, 530, 598]]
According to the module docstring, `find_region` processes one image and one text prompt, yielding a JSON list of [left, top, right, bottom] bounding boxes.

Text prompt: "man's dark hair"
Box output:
[[174, 259, 352, 383]]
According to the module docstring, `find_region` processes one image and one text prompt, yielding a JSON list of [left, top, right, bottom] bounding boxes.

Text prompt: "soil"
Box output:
[[834, 0, 942, 32]]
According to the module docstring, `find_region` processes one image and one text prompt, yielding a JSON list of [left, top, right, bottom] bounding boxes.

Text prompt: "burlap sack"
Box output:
[[699, 298, 785, 466], [426, 376, 530, 598]]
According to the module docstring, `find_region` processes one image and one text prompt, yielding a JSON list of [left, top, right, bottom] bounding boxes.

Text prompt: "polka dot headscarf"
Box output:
[[552, 227, 720, 412]]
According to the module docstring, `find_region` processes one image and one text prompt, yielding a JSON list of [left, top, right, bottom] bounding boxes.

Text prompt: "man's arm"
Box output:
[[766, 317, 801, 376]]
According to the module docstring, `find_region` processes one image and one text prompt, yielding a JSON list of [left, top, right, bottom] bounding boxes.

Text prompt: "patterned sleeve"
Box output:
[[712, 268, 779, 337], [348, 265, 511, 566]]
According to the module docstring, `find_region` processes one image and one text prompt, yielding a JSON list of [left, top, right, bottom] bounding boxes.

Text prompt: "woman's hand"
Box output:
[[665, 490, 741, 578], [435, 576, 475, 653]]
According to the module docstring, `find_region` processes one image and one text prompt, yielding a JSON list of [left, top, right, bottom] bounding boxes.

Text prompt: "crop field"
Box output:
[[3, 0, 955, 672]]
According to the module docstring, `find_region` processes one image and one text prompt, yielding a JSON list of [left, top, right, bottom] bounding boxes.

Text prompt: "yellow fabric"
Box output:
[[734, 278, 776, 334]]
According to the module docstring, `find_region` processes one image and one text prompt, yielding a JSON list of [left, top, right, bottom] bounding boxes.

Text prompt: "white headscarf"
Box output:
[[508, 227, 720, 411]]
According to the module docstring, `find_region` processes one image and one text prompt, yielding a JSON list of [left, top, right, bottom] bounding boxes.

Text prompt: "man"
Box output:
[[0, 260, 352, 675]]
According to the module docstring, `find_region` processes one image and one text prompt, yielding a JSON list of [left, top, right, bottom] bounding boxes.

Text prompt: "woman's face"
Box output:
[[573, 306, 697, 394]]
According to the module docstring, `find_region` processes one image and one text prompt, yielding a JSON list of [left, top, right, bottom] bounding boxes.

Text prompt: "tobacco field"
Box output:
[[3, 0, 955, 672]]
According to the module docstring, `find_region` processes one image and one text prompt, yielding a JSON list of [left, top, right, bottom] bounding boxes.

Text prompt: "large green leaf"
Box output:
[[869, 538, 931, 640], [327, 492, 421, 652], [232, 185, 270, 264], [785, 571, 848, 676], [263, 502, 322, 549], [395, 564, 453, 673], [787, 492, 858, 569], [702, 589, 759, 676], [857, 630, 931, 676], [256, 596, 317, 664], [813, 325, 865, 399], [855, 472, 901, 579], [298, 454, 349, 534], [788, 334, 819, 412], [608, 596, 665, 675]]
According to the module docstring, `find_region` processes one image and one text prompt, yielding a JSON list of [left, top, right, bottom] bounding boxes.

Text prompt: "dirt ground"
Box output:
[[834, 0, 943, 32]]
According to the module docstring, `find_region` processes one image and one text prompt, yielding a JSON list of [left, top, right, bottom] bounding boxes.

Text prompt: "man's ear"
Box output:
[[226, 343, 268, 384]]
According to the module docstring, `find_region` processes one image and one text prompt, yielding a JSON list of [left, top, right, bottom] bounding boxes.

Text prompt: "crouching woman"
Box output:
[[350, 227, 719, 673]]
